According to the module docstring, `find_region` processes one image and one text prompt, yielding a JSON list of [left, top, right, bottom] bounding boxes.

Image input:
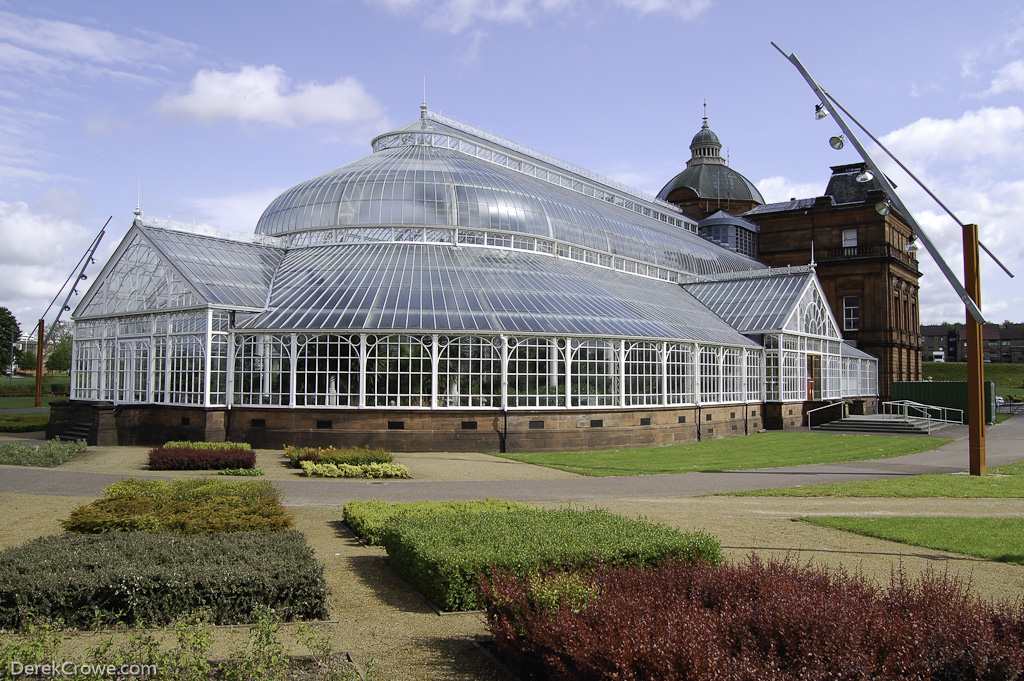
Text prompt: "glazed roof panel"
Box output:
[[140, 224, 283, 309], [682, 273, 812, 333], [236, 243, 757, 346]]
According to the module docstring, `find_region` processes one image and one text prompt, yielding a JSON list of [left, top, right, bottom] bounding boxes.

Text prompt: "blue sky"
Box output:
[[1, 0, 1021, 330]]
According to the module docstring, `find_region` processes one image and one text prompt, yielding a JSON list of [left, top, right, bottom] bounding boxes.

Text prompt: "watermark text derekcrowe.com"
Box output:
[[10, 661, 159, 677]]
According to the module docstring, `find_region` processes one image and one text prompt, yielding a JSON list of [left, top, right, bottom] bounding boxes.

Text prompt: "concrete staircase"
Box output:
[[813, 415, 959, 435]]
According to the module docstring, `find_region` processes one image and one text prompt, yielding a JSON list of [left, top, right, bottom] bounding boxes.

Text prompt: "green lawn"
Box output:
[[0, 396, 61, 409], [803, 516, 1024, 564], [725, 459, 1024, 498], [496, 432, 952, 477], [924, 361, 1024, 401]]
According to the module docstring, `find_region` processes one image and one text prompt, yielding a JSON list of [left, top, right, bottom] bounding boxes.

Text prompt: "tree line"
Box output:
[[1, 306, 72, 375]]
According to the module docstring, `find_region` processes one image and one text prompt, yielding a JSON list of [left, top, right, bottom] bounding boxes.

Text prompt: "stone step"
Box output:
[[54, 425, 92, 442], [813, 417, 955, 435]]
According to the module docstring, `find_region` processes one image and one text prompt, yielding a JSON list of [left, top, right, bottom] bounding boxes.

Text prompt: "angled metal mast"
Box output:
[[772, 42, 986, 324]]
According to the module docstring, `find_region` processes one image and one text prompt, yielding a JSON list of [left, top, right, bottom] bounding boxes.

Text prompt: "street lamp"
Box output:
[[772, 42, 1015, 476]]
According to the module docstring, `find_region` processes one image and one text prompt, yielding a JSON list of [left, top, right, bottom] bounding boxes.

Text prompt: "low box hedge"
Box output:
[[343, 498, 531, 546], [377, 505, 723, 611], [102, 477, 280, 502], [163, 440, 252, 451], [0, 413, 50, 433], [62, 478, 292, 534], [0, 529, 328, 630], [149, 443, 255, 470], [284, 445, 392, 467], [0, 439, 86, 466], [299, 460, 409, 479]]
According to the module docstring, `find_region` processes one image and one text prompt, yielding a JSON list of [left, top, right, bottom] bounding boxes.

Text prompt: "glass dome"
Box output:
[[256, 114, 765, 279]]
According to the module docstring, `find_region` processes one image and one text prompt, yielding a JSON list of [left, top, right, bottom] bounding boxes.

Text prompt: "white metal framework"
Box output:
[[70, 107, 878, 416]]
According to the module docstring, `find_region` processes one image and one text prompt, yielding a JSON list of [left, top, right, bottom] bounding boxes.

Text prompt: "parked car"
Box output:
[[995, 396, 1005, 407]]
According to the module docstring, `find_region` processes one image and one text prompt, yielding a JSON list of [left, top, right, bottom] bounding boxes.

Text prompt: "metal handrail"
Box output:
[[881, 400, 964, 433], [806, 400, 846, 431]]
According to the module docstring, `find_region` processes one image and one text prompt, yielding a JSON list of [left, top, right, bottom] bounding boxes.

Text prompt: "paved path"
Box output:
[[1, 417, 1020, 505]]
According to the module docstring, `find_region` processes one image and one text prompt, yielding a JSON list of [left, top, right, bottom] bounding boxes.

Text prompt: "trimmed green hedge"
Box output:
[[0, 530, 328, 629], [103, 477, 280, 502], [61, 495, 292, 534], [376, 505, 724, 611], [344, 498, 531, 545], [62, 478, 292, 534]]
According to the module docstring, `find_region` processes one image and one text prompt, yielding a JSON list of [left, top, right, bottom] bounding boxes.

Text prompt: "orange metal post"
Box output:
[[964, 224, 986, 476], [34, 319, 44, 408]]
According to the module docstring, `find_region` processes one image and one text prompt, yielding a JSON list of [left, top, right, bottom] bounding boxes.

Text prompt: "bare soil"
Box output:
[[2, 439, 1024, 680]]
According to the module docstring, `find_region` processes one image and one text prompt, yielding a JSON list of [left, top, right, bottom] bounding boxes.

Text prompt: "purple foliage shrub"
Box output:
[[480, 556, 1024, 681], [149, 445, 256, 470]]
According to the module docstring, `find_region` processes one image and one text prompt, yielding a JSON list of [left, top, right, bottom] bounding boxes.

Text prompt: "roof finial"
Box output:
[[134, 180, 142, 219], [702, 99, 708, 128]]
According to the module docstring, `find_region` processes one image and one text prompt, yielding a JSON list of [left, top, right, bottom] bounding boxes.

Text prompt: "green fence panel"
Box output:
[[890, 381, 995, 424]]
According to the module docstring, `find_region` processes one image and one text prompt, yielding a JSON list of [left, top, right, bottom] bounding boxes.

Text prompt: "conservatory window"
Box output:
[[666, 343, 695, 405], [570, 339, 618, 407], [624, 341, 662, 406], [508, 337, 564, 407], [437, 336, 501, 408]]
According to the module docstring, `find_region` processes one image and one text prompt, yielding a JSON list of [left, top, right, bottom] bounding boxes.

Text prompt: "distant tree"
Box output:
[[45, 336, 73, 373], [17, 350, 36, 371], [0, 307, 21, 373]]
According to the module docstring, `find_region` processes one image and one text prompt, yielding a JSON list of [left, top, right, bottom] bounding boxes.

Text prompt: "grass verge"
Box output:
[[0, 396, 60, 409], [496, 432, 952, 476], [0, 413, 49, 432], [803, 516, 1024, 564], [723, 459, 1024, 497]]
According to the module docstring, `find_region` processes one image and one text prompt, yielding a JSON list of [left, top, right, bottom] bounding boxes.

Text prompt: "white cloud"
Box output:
[[155, 65, 390, 131], [754, 176, 824, 204], [613, 0, 710, 20], [370, 0, 707, 34], [0, 200, 95, 322], [985, 59, 1024, 95], [0, 10, 196, 71], [184, 187, 288, 233], [879, 106, 1024, 166]]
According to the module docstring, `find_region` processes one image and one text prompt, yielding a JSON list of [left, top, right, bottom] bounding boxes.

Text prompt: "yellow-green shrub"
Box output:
[[299, 460, 409, 479]]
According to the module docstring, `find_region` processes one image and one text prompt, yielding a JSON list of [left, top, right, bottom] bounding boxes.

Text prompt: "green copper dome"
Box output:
[[657, 117, 764, 205]]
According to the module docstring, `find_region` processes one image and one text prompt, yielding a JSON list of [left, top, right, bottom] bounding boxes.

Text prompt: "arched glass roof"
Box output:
[[256, 116, 766, 279]]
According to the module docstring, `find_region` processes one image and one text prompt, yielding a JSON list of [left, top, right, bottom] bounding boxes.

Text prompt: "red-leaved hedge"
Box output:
[[149, 445, 256, 471], [480, 557, 1024, 681]]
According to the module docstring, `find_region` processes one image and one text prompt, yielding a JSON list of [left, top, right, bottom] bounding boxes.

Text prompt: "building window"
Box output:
[[844, 296, 860, 331], [842, 229, 858, 248]]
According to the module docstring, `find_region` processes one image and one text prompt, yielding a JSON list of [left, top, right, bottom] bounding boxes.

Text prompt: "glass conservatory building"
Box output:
[[55, 107, 877, 451]]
